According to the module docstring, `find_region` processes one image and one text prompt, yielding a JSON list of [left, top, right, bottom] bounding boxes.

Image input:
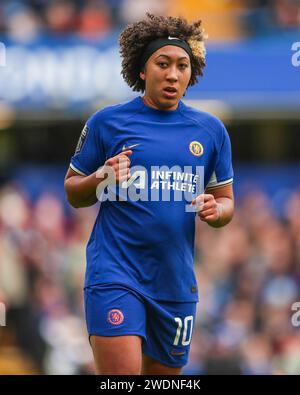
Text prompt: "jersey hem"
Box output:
[[84, 281, 199, 303]]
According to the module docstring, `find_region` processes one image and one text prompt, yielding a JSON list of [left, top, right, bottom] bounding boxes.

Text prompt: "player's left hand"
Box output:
[[191, 193, 222, 224]]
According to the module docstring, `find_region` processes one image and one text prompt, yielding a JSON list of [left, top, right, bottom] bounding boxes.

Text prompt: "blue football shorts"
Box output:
[[84, 283, 197, 368]]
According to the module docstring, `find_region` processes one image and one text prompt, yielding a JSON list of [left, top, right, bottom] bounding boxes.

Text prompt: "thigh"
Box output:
[[91, 335, 142, 375], [84, 284, 147, 375], [142, 299, 197, 371], [142, 354, 182, 375]]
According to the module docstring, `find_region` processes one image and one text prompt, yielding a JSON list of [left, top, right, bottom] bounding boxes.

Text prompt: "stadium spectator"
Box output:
[[76, 0, 112, 39]]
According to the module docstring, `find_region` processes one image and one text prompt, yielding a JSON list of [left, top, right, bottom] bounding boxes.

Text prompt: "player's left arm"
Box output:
[[192, 183, 234, 228]]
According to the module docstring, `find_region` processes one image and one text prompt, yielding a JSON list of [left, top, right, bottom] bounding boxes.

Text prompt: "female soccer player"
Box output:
[[64, 13, 234, 375]]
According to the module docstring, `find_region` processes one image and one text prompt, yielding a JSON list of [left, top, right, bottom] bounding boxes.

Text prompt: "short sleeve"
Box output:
[[206, 124, 234, 189], [70, 114, 105, 176]]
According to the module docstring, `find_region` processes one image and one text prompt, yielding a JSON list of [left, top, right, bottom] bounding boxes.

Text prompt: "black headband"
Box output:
[[140, 36, 193, 69]]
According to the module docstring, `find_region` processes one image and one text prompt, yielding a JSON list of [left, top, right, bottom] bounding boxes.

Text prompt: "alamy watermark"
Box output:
[[95, 164, 205, 212], [291, 302, 300, 327], [291, 42, 300, 67], [0, 302, 6, 326], [0, 42, 6, 67]]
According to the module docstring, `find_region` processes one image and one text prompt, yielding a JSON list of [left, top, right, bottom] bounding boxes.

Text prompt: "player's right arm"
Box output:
[[64, 150, 132, 208]]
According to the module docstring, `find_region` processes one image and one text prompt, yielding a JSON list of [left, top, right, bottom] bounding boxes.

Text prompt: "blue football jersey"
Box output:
[[70, 96, 234, 302]]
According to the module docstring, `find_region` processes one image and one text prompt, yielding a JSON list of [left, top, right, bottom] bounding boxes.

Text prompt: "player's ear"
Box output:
[[139, 68, 146, 81]]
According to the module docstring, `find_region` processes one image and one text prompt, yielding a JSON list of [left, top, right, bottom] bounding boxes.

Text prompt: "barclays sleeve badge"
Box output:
[[75, 124, 89, 154]]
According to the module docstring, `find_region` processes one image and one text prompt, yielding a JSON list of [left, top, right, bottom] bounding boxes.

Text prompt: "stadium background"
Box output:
[[0, 0, 300, 374]]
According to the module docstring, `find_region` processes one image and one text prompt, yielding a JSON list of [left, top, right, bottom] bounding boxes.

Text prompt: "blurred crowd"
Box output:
[[0, 0, 299, 42], [0, 183, 97, 374], [0, 180, 300, 374], [0, 0, 167, 41]]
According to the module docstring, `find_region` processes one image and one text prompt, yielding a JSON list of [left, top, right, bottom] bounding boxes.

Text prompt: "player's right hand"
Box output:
[[99, 150, 132, 184]]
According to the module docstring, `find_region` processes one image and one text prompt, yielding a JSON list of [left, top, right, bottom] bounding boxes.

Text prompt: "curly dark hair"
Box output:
[[119, 13, 206, 92]]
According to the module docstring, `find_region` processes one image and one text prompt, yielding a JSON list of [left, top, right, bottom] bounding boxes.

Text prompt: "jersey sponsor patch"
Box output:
[[75, 124, 89, 154], [107, 309, 124, 325]]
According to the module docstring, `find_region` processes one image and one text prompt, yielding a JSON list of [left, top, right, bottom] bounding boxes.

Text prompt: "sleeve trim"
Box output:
[[70, 163, 87, 176], [206, 178, 233, 190]]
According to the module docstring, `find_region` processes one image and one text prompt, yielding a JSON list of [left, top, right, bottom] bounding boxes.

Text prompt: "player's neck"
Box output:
[[141, 95, 179, 111]]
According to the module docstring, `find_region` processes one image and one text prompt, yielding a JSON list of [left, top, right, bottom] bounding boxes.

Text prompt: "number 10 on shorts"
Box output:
[[173, 316, 193, 346]]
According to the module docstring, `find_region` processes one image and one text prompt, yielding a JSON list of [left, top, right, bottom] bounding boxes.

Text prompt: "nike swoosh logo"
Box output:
[[168, 36, 179, 40], [122, 143, 140, 151], [170, 350, 186, 356]]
